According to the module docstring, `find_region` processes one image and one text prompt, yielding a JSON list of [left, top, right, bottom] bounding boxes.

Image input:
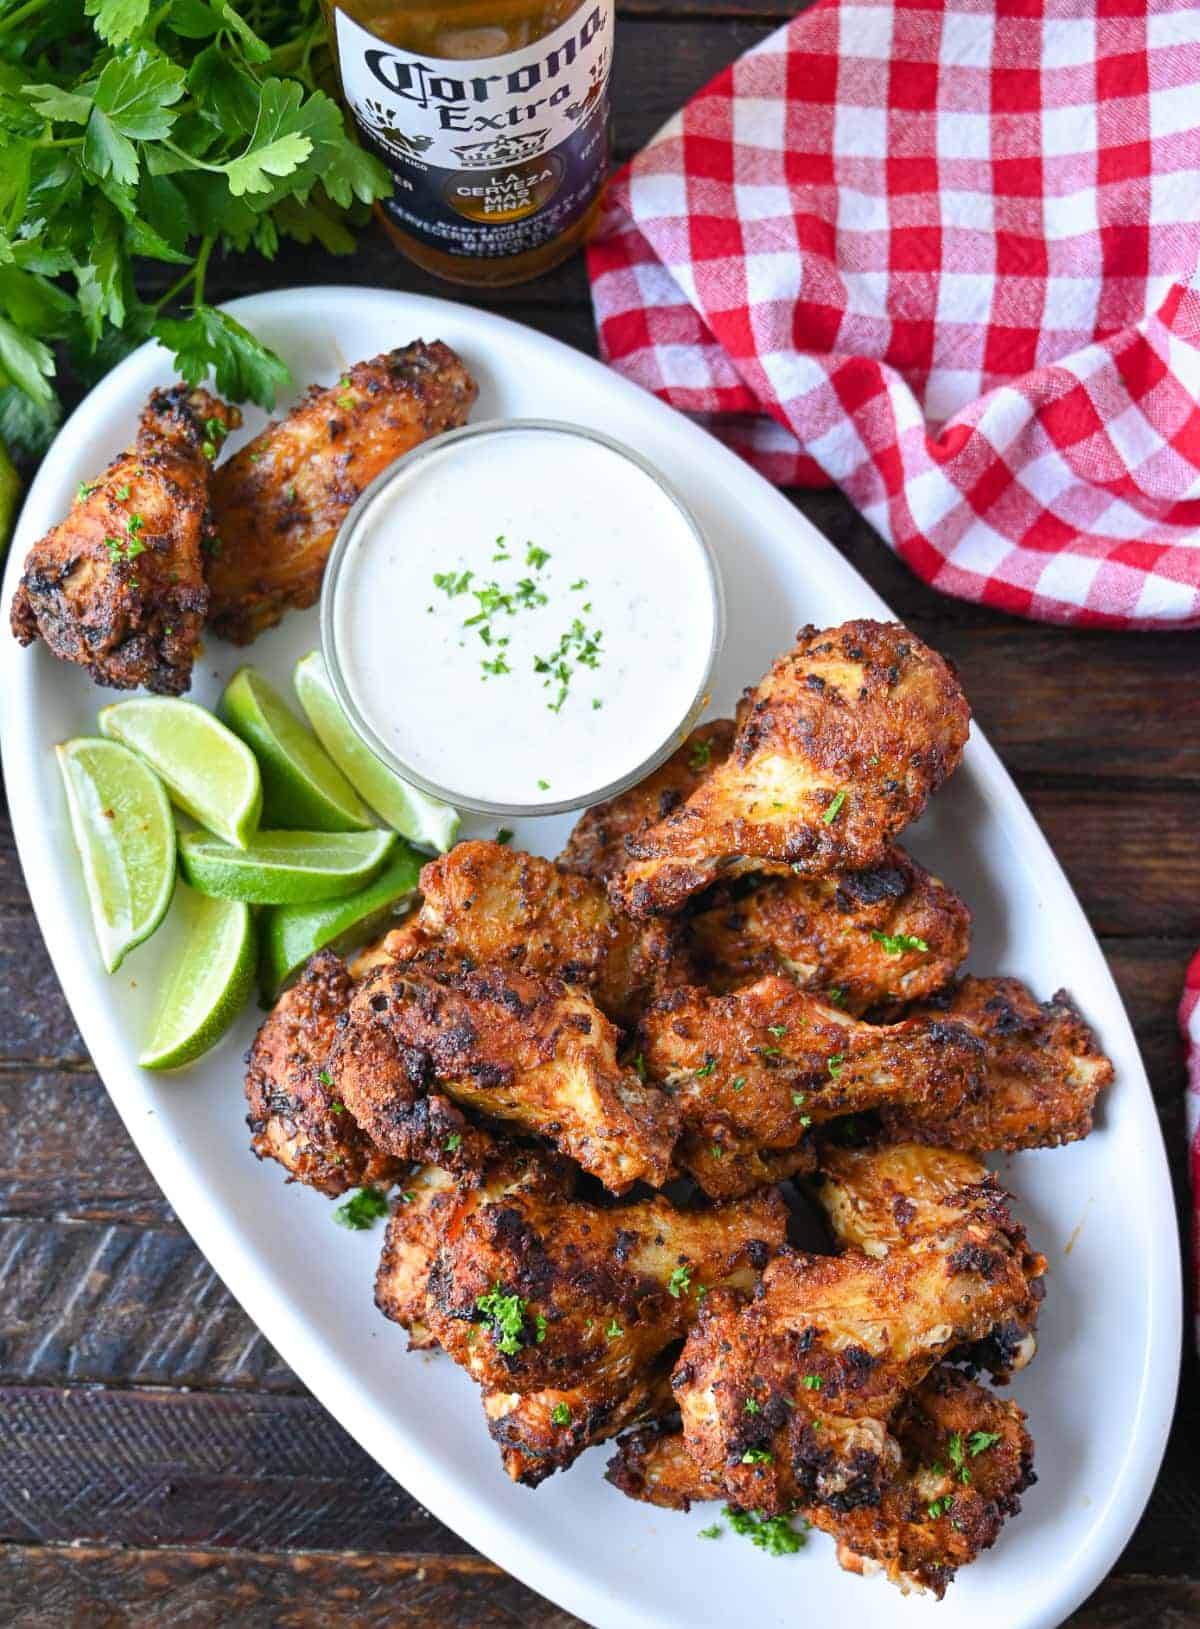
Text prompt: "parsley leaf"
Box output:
[[475, 1283, 534, 1355], [822, 789, 846, 824], [871, 929, 930, 956], [667, 1264, 692, 1298], [333, 1187, 388, 1231]]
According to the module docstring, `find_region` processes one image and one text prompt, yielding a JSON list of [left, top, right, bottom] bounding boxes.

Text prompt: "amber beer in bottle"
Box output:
[[323, 0, 613, 286]]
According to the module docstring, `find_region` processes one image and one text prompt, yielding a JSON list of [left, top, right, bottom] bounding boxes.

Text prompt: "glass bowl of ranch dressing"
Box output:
[[321, 419, 725, 816]]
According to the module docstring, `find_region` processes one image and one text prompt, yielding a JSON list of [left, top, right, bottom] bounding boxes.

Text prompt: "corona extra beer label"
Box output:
[[333, 3, 613, 261]]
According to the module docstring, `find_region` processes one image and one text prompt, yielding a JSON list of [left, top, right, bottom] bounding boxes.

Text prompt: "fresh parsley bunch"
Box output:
[[0, 0, 391, 453]]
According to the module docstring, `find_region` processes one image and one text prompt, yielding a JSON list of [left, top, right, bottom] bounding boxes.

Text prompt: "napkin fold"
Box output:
[[588, 0, 1200, 627]]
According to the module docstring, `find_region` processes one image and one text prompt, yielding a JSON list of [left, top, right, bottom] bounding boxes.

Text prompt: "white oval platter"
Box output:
[[0, 285, 1180, 1629]]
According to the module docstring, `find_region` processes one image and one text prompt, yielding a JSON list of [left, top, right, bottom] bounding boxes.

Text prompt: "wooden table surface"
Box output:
[[2, 8, 1198, 1624]]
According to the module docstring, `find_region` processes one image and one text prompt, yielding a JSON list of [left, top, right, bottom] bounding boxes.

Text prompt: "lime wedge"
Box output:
[[179, 828, 396, 905], [220, 666, 372, 833], [99, 697, 261, 850], [259, 845, 423, 999], [139, 885, 255, 1070], [294, 649, 459, 853], [56, 737, 176, 973]]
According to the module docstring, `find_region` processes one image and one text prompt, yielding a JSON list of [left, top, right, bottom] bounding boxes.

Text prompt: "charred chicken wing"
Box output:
[[687, 844, 970, 1013], [206, 341, 476, 643], [244, 949, 405, 1197], [880, 976, 1114, 1152], [611, 621, 971, 917], [414, 840, 690, 1029], [425, 1157, 788, 1397], [11, 386, 238, 693], [331, 959, 678, 1194], [672, 1149, 1044, 1515], [639, 976, 981, 1197]]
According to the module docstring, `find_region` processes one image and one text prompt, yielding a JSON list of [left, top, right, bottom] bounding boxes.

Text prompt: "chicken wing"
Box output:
[[374, 1164, 459, 1349], [608, 1366, 1034, 1600], [558, 720, 737, 885], [331, 959, 679, 1193], [415, 840, 691, 1029], [10, 386, 238, 694], [639, 977, 981, 1197], [424, 1156, 788, 1396], [880, 977, 1114, 1152], [687, 844, 970, 1013], [672, 1151, 1044, 1515], [611, 621, 971, 917], [206, 341, 477, 643], [244, 949, 406, 1197]]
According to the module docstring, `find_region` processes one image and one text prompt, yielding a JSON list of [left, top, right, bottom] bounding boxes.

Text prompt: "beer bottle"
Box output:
[[323, 0, 614, 287]]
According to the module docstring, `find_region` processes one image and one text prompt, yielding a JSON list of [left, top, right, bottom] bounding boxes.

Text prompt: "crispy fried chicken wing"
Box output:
[[414, 840, 690, 1030], [10, 386, 238, 693], [611, 621, 970, 917], [608, 1366, 1034, 1599], [206, 341, 477, 643], [331, 959, 678, 1194], [673, 1147, 1044, 1515], [425, 1157, 787, 1397], [880, 977, 1114, 1152], [244, 949, 405, 1197], [688, 844, 970, 1013], [558, 721, 737, 885], [374, 1164, 459, 1349], [639, 977, 981, 1197]]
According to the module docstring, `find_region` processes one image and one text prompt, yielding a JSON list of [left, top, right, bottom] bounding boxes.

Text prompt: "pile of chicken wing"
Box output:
[[243, 615, 1113, 1597]]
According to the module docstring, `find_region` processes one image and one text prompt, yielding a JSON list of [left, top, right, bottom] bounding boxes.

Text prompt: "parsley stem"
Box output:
[[0, 0, 50, 38]]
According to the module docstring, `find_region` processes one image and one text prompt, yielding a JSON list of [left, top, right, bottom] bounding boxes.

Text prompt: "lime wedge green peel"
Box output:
[[259, 845, 424, 1000], [139, 885, 256, 1071], [179, 828, 396, 905], [99, 697, 261, 850], [220, 666, 371, 833], [294, 649, 459, 853], [56, 738, 176, 973]]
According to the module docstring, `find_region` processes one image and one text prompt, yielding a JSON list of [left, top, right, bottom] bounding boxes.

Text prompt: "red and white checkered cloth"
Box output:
[[588, 0, 1200, 628], [1181, 953, 1200, 1340]]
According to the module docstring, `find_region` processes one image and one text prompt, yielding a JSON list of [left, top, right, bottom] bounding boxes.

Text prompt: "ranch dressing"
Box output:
[[325, 422, 721, 812]]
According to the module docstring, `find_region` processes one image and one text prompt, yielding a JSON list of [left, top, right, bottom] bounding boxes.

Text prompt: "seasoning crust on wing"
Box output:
[[558, 720, 737, 884], [880, 976, 1114, 1152], [688, 843, 970, 1013], [416, 840, 691, 1029], [374, 1164, 458, 1350], [244, 949, 405, 1197], [11, 387, 238, 694], [207, 341, 477, 643], [331, 959, 678, 1194], [612, 620, 971, 917], [639, 976, 981, 1197]]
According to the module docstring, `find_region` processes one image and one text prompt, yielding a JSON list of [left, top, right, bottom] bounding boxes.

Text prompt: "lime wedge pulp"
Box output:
[[179, 828, 396, 905], [259, 845, 424, 999], [139, 884, 256, 1070], [99, 697, 261, 850], [56, 737, 176, 973], [220, 666, 371, 833], [294, 649, 459, 853]]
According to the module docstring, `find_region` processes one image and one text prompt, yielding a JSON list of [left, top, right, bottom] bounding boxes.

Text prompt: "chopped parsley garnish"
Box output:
[[535, 617, 604, 712], [827, 986, 847, 1007], [667, 1264, 692, 1298], [633, 1052, 647, 1081], [948, 1432, 967, 1478], [791, 1091, 806, 1108], [605, 1318, 623, 1338], [551, 1402, 572, 1427], [744, 1397, 762, 1415], [968, 1430, 1003, 1457], [526, 543, 550, 569], [116, 484, 130, 500], [570, 577, 588, 590], [767, 1024, 788, 1039], [496, 828, 514, 845], [698, 1523, 723, 1540], [688, 738, 712, 771], [444, 1132, 462, 1152], [710, 1144, 723, 1159], [330, 1100, 345, 1116], [827, 1053, 845, 1079], [871, 929, 930, 956], [802, 1375, 822, 1391], [927, 1495, 954, 1521], [694, 1058, 716, 1077], [741, 1448, 773, 1465], [476, 1283, 534, 1355], [77, 481, 98, 500], [535, 1314, 548, 1343], [592, 698, 603, 710], [400, 1191, 416, 1204], [538, 779, 550, 791], [732, 1075, 746, 1092], [433, 569, 475, 597], [761, 1045, 782, 1058], [799, 1115, 812, 1127], [724, 1506, 806, 1555], [318, 1070, 333, 1087], [822, 789, 846, 824], [333, 1187, 388, 1231]]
